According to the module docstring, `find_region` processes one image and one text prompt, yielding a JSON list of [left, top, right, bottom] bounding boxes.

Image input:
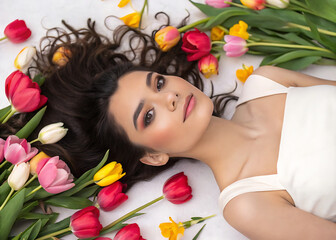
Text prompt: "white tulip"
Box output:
[[8, 162, 30, 190], [266, 0, 289, 8], [38, 122, 68, 144], [14, 46, 37, 70]]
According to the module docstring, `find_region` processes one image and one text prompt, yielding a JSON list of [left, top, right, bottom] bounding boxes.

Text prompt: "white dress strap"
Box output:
[[236, 74, 288, 107], [218, 174, 285, 212]]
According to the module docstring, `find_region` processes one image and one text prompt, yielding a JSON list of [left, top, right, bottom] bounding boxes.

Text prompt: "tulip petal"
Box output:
[[5, 144, 27, 164], [45, 182, 75, 194], [93, 162, 117, 181], [38, 162, 57, 188], [71, 206, 100, 222]]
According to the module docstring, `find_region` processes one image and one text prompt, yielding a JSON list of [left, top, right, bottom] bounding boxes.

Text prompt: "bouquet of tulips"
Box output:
[[152, 0, 336, 80]]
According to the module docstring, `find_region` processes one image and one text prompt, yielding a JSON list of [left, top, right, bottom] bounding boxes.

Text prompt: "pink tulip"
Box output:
[[181, 29, 211, 61], [163, 172, 192, 204], [114, 223, 146, 240], [223, 35, 248, 57], [36, 156, 75, 194], [155, 26, 181, 52], [240, 0, 266, 10], [0, 138, 5, 163], [4, 19, 31, 43], [4, 135, 38, 165], [70, 206, 103, 238], [5, 70, 47, 113], [205, 0, 232, 8], [97, 181, 128, 211]]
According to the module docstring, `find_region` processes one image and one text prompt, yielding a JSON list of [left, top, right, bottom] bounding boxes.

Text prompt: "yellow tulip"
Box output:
[[120, 12, 141, 28], [93, 161, 126, 186], [210, 26, 226, 41], [159, 217, 185, 240], [229, 21, 249, 40], [198, 54, 219, 79], [236, 64, 254, 83], [118, 0, 131, 7], [30, 151, 50, 175], [52, 46, 72, 67]]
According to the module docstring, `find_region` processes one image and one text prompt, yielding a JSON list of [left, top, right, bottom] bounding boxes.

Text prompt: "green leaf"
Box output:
[[189, 1, 227, 17], [18, 212, 58, 220], [19, 219, 42, 240], [0, 181, 11, 205], [268, 50, 334, 65], [45, 196, 93, 209], [37, 216, 71, 237], [260, 54, 283, 66], [202, 9, 249, 29], [32, 74, 46, 87], [15, 106, 46, 139], [192, 224, 206, 240], [276, 56, 321, 70], [305, 0, 336, 23], [0, 188, 26, 240], [18, 201, 39, 219], [0, 169, 10, 185], [0, 105, 11, 122], [74, 184, 100, 198]]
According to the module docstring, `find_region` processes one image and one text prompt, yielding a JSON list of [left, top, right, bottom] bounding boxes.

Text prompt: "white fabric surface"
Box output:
[[1, 0, 336, 239]]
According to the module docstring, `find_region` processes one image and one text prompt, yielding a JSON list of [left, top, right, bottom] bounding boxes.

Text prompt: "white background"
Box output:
[[1, 0, 335, 239]]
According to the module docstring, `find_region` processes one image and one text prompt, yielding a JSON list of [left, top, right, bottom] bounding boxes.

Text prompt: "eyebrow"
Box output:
[[133, 72, 154, 130]]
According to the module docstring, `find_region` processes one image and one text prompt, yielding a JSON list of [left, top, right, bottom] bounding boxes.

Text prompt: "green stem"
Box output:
[[35, 226, 72, 240], [211, 41, 225, 46], [0, 36, 7, 41], [138, 0, 148, 29], [101, 195, 165, 232], [287, 22, 336, 37], [178, 17, 211, 33], [0, 108, 12, 123], [0, 160, 8, 169], [2, 107, 16, 124], [223, 1, 249, 8], [183, 214, 216, 229], [29, 138, 39, 144], [26, 185, 42, 197], [0, 188, 14, 211], [8, 164, 14, 172], [246, 42, 333, 53], [11, 175, 38, 199]]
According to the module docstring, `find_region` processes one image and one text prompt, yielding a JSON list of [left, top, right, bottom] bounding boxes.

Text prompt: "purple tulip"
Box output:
[[36, 156, 75, 194], [0, 138, 5, 163], [4, 135, 38, 165], [223, 35, 249, 57], [205, 0, 232, 8]]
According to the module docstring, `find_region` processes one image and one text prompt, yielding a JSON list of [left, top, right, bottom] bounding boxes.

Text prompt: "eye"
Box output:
[[156, 75, 166, 91], [144, 108, 155, 127]]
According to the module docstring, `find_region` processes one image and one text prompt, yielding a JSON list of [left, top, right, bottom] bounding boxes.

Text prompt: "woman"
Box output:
[[2, 19, 336, 239]]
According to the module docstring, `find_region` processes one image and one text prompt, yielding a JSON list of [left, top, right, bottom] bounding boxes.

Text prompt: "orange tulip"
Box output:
[[155, 26, 181, 51], [236, 64, 254, 83]]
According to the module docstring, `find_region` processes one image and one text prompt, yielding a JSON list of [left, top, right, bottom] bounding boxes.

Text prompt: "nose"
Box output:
[[165, 92, 179, 111]]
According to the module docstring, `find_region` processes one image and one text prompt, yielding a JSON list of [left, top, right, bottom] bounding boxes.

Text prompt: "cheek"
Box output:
[[145, 122, 177, 150]]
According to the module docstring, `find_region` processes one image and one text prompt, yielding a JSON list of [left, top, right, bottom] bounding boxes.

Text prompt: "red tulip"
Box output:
[[114, 223, 146, 240], [5, 70, 47, 113], [163, 172, 192, 204], [94, 238, 112, 240], [70, 206, 103, 238], [4, 19, 31, 43], [97, 181, 128, 211], [181, 29, 211, 61], [198, 54, 219, 78]]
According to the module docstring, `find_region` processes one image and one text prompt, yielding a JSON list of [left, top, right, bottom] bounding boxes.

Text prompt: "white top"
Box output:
[[218, 74, 336, 222]]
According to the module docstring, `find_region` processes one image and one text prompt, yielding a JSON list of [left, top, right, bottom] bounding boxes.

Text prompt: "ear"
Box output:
[[140, 152, 169, 166]]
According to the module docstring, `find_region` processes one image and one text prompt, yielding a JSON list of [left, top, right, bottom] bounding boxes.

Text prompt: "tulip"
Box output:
[[3, 19, 31, 43], [0, 138, 5, 163], [70, 206, 103, 238], [155, 26, 181, 52], [198, 54, 219, 78], [181, 29, 211, 61], [8, 162, 30, 190], [5, 70, 47, 114], [236, 64, 254, 83], [52, 46, 72, 67], [120, 12, 141, 28], [96, 181, 128, 211], [229, 21, 249, 40], [29, 151, 50, 175], [14, 46, 36, 71], [210, 26, 226, 41], [4, 135, 38, 165], [163, 172, 192, 204], [266, 0, 289, 8], [223, 35, 248, 57], [36, 122, 68, 144], [205, 0, 232, 8], [94, 238, 112, 240], [118, 0, 131, 7], [93, 161, 126, 186], [159, 217, 185, 240], [36, 156, 75, 194], [240, 0, 266, 10], [114, 223, 146, 240]]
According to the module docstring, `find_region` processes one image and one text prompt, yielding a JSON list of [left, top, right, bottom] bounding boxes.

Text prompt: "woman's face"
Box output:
[[109, 71, 213, 155]]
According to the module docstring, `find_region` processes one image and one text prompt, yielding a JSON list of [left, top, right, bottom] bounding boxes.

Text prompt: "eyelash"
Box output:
[[143, 75, 166, 128]]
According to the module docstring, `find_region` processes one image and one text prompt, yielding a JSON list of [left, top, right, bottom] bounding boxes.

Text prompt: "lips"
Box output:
[[183, 94, 195, 122]]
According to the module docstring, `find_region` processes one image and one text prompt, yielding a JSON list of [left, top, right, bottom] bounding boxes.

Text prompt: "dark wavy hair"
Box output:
[[0, 15, 237, 188]]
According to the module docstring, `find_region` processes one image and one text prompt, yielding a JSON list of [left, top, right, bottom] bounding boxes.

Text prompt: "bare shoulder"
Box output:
[[223, 191, 336, 240]]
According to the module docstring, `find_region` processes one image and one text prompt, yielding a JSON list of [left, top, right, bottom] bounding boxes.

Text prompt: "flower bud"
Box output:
[[4, 135, 38, 165], [38, 122, 68, 144], [70, 206, 102, 238], [97, 181, 128, 211], [14, 46, 36, 71], [93, 162, 126, 186], [8, 162, 30, 190], [181, 29, 211, 61], [240, 0, 266, 10], [266, 0, 289, 8], [198, 54, 219, 79], [52, 47, 72, 67], [155, 26, 181, 52], [4, 19, 31, 43], [163, 172, 192, 204], [30, 151, 50, 175], [223, 35, 248, 57], [205, 0, 232, 8]]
